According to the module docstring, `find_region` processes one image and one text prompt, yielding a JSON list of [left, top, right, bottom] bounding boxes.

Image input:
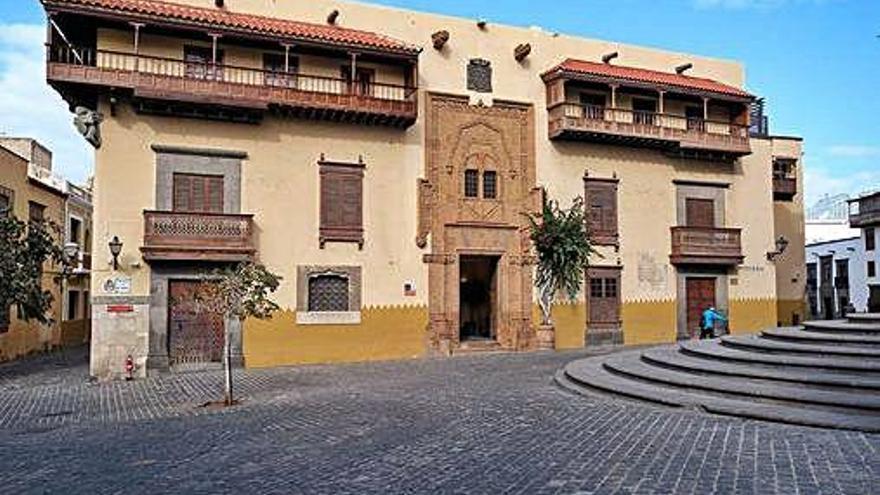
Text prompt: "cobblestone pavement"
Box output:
[[0, 347, 878, 494]]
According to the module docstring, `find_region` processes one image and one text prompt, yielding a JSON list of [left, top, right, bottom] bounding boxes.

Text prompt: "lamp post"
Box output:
[[109, 236, 123, 270]]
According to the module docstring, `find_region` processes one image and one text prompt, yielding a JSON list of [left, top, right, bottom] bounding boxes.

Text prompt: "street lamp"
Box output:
[[108, 236, 123, 270], [767, 236, 790, 261]]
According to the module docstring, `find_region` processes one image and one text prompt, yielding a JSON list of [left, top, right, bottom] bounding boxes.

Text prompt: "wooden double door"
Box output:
[[167, 280, 224, 365], [686, 277, 716, 337]]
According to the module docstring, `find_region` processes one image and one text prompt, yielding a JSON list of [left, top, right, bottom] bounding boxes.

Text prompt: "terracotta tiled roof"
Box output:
[[544, 58, 752, 100], [43, 0, 420, 55]]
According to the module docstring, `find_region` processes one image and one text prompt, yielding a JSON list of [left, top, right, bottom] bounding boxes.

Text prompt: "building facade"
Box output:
[[805, 237, 866, 319], [848, 191, 880, 312], [0, 139, 94, 360], [42, 0, 804, 378]]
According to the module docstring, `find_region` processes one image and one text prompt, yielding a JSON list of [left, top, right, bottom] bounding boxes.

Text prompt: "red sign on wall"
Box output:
[[107, 305, 134, 313]]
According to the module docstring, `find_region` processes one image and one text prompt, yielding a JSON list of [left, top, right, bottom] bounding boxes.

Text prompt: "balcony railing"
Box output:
[[47, 45, 418, 127], [773, 176, 797, 200], [141, 210, 255, 262], [547, 103, 751, 156], [670, 226, 744, 266]]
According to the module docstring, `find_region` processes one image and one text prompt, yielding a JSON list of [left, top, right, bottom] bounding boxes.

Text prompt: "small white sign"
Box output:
[[103, 277, 132, 295]]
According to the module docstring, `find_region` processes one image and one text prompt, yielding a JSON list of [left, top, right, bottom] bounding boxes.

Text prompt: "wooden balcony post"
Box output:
[[702, 96, 709, 120], [131, 22, 144, 72], [610, 84, 618, 109], [281, 43, 292, 73], [658, 90, 666, 114]]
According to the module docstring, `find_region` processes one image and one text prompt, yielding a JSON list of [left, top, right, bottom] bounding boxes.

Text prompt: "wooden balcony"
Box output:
[[670, 226, 744, 266], [548, 103, 751, 159], [47, 45, 417, 127], [773, 176, 797, 201], [849, 193, 880, 228], [141, 211, 255, 262]]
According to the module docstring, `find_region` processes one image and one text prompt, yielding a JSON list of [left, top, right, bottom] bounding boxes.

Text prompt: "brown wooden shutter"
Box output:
[[584, 178, 618, 245], [587, 266, 621, 328], [173, 173, 224, 213], [320, 160, 365, 248], [685, 198, 715, 228]]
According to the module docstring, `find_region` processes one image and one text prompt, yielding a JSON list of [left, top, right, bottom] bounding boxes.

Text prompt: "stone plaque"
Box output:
[[467, 59, 493, 93]]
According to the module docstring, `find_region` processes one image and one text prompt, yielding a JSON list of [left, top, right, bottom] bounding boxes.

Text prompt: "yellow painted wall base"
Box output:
[[530, 302, 587, 350], [243, 305, 428, 368], [776, 299, 806, 326], [622, 299, 677, 345], [729, 298, 777, 335]]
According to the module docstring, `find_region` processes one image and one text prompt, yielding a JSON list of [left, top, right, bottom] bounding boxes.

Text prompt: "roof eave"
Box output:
[[43, 1, 421, 59]]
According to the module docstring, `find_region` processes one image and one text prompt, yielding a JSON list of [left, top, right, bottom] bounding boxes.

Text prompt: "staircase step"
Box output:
[[721, 335, 880, 358], [603, 353, 880, 411], [848, 313, 880, 325], [761, 327, 880, 347], [803, 320, 880, 334], [641, 347, 880, 390], [680, 340, 880, 373], [558, 359, 880, 432]]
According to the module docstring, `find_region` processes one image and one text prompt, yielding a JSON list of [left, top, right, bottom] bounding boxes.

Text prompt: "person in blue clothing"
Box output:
[[700, 306, 727, 339]]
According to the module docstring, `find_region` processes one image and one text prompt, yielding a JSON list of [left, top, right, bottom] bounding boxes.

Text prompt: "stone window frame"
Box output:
[[152, 144, 244, 214], [296, 265, 362, 325], [0, 184, 13, 217], [674, 181, 728, 228]]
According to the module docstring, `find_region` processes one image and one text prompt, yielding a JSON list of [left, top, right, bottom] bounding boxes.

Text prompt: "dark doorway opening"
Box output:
[[869, 285, 880, 313], [459, 255, 499, 342]]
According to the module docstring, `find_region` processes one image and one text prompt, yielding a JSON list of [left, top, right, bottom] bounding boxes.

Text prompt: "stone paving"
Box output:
[[0, 347, 878, 494]]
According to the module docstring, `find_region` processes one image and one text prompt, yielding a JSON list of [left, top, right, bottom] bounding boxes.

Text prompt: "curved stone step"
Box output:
[[803, 320, 880, 334], [848, 313, 880, 325], [761, 327, 880, 347], [721, 335, 880, 358], [641, 347, 880, 390], [558, 359, 880, 432], [680, 340, 880, 373], [603, 353, 880, 411]]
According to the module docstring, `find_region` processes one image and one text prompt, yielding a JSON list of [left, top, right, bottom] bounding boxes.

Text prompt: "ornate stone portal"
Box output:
[[419, 93, 541, 354]]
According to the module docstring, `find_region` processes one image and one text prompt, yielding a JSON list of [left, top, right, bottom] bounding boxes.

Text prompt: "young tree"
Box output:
[[193, 262, 282, 406], [0, 214, 67, 327], [526, 192, 597, 330]]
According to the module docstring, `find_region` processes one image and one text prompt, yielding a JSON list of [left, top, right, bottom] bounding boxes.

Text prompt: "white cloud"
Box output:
[[0, 23, 92, 184], [804, 165, 880, 207], [826, 145, 880, 159]]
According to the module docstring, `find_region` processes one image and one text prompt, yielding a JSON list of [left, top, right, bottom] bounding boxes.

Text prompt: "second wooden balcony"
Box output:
[[548, 103, 751, 158], [47, 45, 418, 127], [141, 211, 256, 262], [670, 226, 744, 266]]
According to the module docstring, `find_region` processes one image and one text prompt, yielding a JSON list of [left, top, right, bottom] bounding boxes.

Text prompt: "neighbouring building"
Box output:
[[805, 237, 866, 319], [41, 0, 805, 378], [0, 138, 94, 360], [848, 191, 880, 312]]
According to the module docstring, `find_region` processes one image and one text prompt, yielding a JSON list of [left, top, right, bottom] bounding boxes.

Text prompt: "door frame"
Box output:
[[676, 267, 729, 340], [458, 253, 501, 342]]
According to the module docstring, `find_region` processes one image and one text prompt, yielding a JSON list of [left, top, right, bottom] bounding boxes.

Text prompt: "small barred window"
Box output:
[[464, 169, 479, 198], [483, 171, 497, 199], [308, 275, 349, 312]]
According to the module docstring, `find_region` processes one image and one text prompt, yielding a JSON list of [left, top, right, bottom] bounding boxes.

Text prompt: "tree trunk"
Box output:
[[223, 323, 233, 406], [539, 280, 555, 326]]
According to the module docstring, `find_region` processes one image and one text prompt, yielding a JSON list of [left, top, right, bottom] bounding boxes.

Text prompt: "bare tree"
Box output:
[[193, 262, 282, 405]]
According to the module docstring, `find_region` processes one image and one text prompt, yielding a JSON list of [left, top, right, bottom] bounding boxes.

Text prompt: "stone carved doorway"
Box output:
[[419, 93, 540, 354]]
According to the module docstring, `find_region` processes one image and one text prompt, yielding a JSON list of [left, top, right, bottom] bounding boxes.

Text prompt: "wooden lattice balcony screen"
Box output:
[[141, 210, 255, 262], [670, 226, 743, 266]]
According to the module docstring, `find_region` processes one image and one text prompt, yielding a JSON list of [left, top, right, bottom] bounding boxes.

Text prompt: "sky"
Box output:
[[0, 0, 877, 207]]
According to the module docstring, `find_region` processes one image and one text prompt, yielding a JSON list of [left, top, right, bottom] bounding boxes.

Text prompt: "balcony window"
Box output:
[[867, 228, 875, 252], [632, 98, 657, 126], [685, 106, 704, 131], [869, 261, 877, 278], [263, 53, 298, 87], [579, 92, 606, 120], [685, 198, 715, 228], [172, 173, 224, 213], [68, 216, 82, 244], [341, 66, 375, 97], [184, 46, 224, 80]]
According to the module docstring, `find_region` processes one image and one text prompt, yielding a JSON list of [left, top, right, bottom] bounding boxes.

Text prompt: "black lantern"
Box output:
[[109, 236, 123, 270], [767, 236, 790, 261]]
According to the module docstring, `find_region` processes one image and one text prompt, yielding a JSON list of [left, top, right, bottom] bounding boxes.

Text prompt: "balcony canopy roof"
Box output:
[[42, 0, 421, 58], [542, 58, 754, 102]]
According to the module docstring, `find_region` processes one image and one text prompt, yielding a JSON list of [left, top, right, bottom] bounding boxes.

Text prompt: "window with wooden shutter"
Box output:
[[685, 198, 715, 228], [172, 173, 224, 213], [319, 159, 365, 249], [584, 177, 618, 245]]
